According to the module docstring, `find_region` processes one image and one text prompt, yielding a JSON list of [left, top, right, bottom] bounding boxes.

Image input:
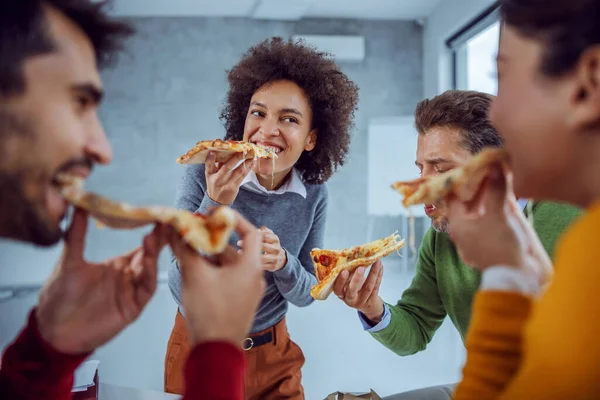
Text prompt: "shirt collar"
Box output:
[[241, 168, 307, 198]]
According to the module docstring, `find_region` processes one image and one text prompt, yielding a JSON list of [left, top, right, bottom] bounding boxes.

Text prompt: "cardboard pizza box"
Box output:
[[324, 389, 383, 400]]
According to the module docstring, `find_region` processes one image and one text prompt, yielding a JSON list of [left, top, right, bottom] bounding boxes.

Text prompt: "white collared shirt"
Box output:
[[241, 168, 307, 198]]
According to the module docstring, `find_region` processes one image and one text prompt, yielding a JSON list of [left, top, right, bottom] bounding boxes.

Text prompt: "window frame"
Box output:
[[446, 3, 501, 90]]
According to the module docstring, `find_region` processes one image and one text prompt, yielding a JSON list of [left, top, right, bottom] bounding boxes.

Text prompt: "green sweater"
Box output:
[[371, 201, 582, 356]]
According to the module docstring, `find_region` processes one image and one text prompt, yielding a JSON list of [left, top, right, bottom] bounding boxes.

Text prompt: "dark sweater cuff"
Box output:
[[273, 249, 297, 280], [197, 195, 224, 215], [0, 308, 88, 397], [185, 341, 246, 399]]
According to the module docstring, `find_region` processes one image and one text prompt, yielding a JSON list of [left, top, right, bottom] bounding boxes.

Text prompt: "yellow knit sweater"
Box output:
[[454, 203, 600, 400]]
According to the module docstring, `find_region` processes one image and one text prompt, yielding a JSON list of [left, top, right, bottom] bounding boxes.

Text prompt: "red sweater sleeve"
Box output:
[[0, 308, 88, 399], [183, 342, 246, 400]]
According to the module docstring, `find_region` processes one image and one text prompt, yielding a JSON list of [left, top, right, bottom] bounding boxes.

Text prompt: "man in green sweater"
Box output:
[[333, 90, 582, 400]]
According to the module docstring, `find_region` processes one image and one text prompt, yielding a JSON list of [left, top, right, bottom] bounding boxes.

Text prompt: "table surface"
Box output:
[[99, 383, 181, 400]]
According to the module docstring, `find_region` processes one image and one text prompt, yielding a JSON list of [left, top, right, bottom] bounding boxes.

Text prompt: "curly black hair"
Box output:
[[220, 37, 359, 185]]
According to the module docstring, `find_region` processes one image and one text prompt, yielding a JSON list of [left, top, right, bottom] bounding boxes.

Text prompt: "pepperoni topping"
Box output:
[[319, 255, 331, 267], [313, 255, 319, 264]]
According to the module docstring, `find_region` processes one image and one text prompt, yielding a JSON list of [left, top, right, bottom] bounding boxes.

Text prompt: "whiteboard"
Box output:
[[367, 117, 425, 217]]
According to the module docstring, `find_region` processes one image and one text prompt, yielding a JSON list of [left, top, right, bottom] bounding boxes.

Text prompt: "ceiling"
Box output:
[[108, 0, 443, 21]]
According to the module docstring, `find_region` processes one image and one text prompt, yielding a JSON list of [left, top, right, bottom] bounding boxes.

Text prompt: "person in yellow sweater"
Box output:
[[444, 0, 600, 399]]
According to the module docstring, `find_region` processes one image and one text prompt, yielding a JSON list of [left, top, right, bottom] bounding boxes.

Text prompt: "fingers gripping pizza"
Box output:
[[310, 232, 405, 300], [57, 175, 235, 255], [391, 148, 509, 207], [176, 139, 278, 165]]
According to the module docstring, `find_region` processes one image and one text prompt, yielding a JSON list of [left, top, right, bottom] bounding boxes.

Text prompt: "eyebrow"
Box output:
[[250, 101, 304, 118], [415, 158, 451, 166], [71, 83, 104, 104]]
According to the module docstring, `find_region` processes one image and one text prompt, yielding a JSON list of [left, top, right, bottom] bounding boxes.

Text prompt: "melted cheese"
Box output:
[[408, 210, 416, 260], [272, 155, 275, 189], [250, 144, 278, 190]]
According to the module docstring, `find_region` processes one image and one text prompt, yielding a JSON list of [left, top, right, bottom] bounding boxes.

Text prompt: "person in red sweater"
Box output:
[[0, 1, 263, 399]]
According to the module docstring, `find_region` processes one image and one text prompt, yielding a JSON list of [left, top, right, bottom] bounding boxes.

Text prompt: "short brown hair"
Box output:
[[221, 37, 359, 185], [0, 0, 133, 97], [414, 90, 503, 154], [501, 0, 600, 77]]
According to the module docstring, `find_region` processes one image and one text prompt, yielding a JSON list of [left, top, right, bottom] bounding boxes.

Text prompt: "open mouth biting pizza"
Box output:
[[391, 148, 509, 207], [57, 175, 235, 255], [310, 232, 405, 300], [176, 139, 278, 165]]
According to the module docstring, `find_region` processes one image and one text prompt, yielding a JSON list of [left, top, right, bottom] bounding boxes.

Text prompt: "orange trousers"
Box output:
[[164, 312, 305, 399]]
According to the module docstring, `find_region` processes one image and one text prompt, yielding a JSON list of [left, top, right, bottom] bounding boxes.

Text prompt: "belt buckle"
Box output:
[[242, 337, 254, 351]]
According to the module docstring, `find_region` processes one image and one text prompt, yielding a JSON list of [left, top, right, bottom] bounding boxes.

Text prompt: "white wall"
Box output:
[[368, 117, 420, 217], [423, 0, 496, 97]]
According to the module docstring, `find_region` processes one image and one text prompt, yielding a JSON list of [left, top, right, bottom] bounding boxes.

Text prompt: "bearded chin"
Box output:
[[431, 217, 450, 234], [0, 172, 63, 247]]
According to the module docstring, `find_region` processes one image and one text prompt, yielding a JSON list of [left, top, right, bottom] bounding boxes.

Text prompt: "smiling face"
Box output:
[[0, 6, 111, 246], [416, 127, 473, 233], [242, 80, 317, 186]]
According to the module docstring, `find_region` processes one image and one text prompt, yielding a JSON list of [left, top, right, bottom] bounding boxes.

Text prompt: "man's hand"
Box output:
[[36, 208, 167, 355], [170, 210, 266, 347], [237, 226, 286, 272], [333, 261, 385, 324]]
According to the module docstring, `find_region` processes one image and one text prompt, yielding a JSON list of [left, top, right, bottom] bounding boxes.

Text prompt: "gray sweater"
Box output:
[[168, 164, 327, 333]]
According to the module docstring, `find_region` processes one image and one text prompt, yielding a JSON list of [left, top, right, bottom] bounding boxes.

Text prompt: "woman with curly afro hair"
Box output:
[[165, 37, 359, 399]]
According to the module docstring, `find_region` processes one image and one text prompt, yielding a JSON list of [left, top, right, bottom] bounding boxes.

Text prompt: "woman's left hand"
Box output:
[[238, 226, 287, 271], [446, 167, 553, 288]]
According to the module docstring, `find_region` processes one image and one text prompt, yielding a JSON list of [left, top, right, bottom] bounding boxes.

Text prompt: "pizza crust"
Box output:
[[310, 232, 405, 300], [58, 175, 235, 255], [391, 148, 508, 207], [176, 139, 278, 165]]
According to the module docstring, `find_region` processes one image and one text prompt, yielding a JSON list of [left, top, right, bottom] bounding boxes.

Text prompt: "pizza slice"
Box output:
[[57, 175, 235, 255], [176, 139, 278, 165], [391, 147, 509, 207], [310, 232, 405, 300]]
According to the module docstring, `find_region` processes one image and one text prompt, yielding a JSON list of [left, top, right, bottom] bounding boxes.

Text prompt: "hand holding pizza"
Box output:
[[170, 210, 266, 346], [205, 151, 256, 205], [238, 226, 287, 272], [446, 167, 552, 287], [36, 208, 167, 354], [332, 261, 386, 323]]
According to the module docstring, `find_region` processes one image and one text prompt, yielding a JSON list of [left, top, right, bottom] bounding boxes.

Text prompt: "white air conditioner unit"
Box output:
[[292, 35, 365, 62]]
